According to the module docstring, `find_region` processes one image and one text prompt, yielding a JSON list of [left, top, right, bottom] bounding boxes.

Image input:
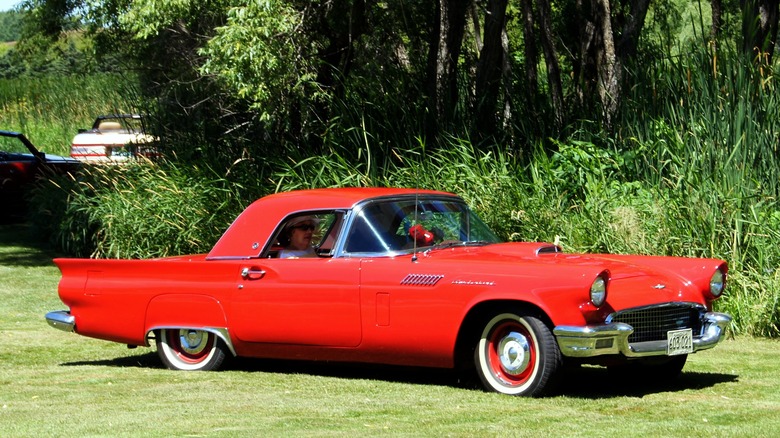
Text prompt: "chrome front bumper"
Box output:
[[45, 310, 75, 333], [553, 311, 732, 358]]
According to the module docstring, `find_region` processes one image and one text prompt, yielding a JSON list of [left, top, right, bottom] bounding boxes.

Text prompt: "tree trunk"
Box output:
[[596, 0, 620, 128], [712, 0, 723, 41], [521, 0, 539, 110], [615, 0, 651, 60], [475, 0, 509, 139], [426, 0, 471, 140], [576, 0, 621, 130], [742, 0, 780, 65], [537, 0, 565, 129], [500, 28, 513, 131]]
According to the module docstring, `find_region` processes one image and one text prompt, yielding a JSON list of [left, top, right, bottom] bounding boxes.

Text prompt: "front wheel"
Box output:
[[156, 329, 227, 371], [474, 311, 561, 396]]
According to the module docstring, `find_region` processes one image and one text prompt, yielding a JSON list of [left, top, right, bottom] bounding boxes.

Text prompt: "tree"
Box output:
[[536, 0, 565, 130], [0, 10, 25, 42], [573, 0, 652, 129], [426, 0, 470, 139], [474, 0, 509, 139], [19, 0, 82, 38]]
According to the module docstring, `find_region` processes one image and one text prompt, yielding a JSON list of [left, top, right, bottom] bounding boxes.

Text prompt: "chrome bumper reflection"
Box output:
[[554, 312, 732, 358], [45, 310, 75, 333]]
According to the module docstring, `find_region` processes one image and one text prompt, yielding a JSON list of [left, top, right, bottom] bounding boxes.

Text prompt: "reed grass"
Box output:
[[31, 163, 244, 258], [0, 73, 143, 156]]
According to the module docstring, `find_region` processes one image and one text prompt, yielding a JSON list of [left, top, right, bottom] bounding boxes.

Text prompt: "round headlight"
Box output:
[[710, 269, 725, 297], [590, 274, 608, 307]]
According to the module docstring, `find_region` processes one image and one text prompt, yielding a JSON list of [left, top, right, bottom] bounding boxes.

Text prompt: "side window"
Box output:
[[264, 211, 344, 258]]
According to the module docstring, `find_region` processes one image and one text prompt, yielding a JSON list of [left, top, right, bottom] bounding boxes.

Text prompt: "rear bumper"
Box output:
[[553, 311, 732, 358], [45, 310, 75, 333]]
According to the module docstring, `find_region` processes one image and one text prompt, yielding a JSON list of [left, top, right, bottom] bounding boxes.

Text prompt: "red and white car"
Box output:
[[70, 114, 157, 162], [45, 188, 732, 396]]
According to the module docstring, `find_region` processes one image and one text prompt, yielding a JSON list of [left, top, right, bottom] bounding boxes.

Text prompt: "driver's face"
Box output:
[[288, 222, 315, 250]]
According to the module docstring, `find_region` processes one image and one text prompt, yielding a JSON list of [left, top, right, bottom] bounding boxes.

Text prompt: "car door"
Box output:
[[228, 257, 363, 347], [0, 152, 38, 204], [355, 256, 460, 367]]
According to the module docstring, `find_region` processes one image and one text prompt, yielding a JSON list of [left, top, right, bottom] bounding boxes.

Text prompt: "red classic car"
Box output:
[[46, 188, 731, 396]]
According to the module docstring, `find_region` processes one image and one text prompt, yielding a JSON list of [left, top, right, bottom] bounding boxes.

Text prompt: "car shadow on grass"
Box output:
[[62, 351, 738, 398], [553, 365, 738, 399]]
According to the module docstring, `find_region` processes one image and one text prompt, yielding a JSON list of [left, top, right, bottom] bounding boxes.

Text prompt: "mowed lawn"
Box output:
[[1, 223, 778, 437]]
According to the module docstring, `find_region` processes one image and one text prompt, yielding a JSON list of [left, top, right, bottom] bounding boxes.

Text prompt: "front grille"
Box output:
[[609, 303, 704, 343]]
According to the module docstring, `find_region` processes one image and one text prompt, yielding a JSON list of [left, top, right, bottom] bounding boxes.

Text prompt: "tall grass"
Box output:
[[0, 73, 143, 155], [31, 163, 245, 258]]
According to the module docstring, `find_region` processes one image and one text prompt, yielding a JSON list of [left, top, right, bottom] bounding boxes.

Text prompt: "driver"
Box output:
[[278, 216, 319, 259]]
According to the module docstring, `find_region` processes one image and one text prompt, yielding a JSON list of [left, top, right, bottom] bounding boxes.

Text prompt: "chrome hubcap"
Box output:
[[179, 330, 207, 355], [497, 331, 531, 375]]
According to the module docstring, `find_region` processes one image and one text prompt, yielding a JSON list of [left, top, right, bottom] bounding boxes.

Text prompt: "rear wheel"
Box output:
[[474, 311, 561, 396], [156, 329, 227, 371]]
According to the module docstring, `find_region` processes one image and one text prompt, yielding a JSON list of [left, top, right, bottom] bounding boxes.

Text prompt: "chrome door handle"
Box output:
[[241, 267, 266, 280]]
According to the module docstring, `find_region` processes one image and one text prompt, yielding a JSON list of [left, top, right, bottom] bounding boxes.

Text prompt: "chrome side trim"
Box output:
[[147, 326, 237, 357], [554, 311, 732, 358], [45, 310, 75, 333]]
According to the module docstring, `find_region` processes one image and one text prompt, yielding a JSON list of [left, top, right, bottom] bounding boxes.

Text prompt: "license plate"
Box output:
[[667, 328, 693, 355]]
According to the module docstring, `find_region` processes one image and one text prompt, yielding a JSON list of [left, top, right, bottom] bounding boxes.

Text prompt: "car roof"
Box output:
[[258, 187, 452, 208], [207, 187, 458, 259]]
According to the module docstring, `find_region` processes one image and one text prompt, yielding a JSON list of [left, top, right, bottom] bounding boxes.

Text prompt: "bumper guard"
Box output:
[[553, 311, 732, 358], [45, 310, 75, 333]]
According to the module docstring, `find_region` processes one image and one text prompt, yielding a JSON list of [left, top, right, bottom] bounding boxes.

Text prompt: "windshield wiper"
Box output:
[[430, 240, 491, 250]]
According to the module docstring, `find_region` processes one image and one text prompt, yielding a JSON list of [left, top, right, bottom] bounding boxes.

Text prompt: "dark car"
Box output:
[[0, 130, 81, 219]]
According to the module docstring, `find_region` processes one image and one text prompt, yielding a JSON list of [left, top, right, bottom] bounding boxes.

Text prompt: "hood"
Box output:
[[43, 153, 81, 164], [421, 242, 724, 310]]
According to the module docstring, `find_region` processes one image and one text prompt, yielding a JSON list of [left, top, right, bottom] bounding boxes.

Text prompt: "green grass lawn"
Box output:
[[1, 223, 778, 437]]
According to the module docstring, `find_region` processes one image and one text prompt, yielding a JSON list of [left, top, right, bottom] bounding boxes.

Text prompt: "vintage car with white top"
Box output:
[[46, 187, 731, 396], [70, 114, 157, 162]]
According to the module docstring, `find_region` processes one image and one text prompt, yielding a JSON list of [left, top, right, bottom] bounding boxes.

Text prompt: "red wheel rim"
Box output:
[[486, 320, 537, 386], [167, 329, 215, 364]]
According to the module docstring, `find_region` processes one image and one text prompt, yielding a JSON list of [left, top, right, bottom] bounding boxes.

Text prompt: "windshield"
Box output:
[[0, 133, 34, 156], [343, 197, 500, 255]]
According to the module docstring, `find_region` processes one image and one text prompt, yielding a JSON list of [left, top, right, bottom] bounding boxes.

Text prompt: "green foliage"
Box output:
[[117, 0, 220, 39], [200, 1, 314, 122], [0, 10, 24, 42]]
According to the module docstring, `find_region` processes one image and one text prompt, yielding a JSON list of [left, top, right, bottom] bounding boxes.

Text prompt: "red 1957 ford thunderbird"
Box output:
[[46, 187, 731, 396]]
